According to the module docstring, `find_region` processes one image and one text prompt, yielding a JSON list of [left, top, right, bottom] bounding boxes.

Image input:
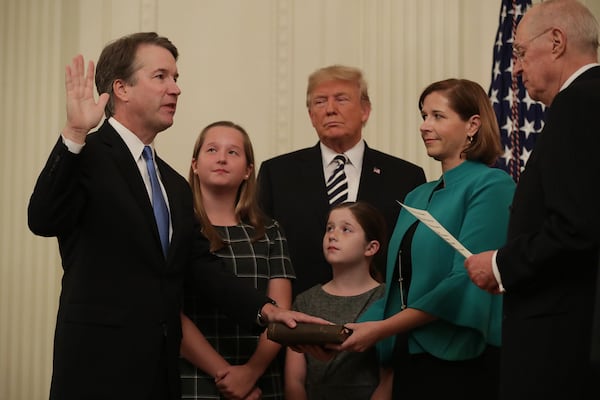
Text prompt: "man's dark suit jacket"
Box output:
[[257, 142, 426, 297], [496, 66, 600, 399], [28, 121, 267, 400]]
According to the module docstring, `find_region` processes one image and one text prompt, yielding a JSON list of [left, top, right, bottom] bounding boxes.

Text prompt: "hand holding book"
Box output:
[[267, 322, 352, 346]]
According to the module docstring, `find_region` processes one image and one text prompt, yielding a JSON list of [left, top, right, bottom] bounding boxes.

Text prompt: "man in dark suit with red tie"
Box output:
[[257, 65, 426, 297], [464, 1, 600, 398], [28, 32, 323, 400]]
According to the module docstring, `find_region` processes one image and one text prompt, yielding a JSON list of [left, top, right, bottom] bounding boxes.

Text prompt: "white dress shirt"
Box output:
[[61, 117, 172, 238], [320, 140, 364, 202]]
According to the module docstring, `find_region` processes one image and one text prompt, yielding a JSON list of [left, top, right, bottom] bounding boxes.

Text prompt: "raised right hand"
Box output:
[[62, 54, 109, 144]]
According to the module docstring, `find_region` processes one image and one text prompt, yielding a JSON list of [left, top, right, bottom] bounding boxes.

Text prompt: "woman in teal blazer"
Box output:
[[338, 79, 515, 399]]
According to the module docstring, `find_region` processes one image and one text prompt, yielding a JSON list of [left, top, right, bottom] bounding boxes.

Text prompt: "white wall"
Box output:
[[1, 0, 599, 398]]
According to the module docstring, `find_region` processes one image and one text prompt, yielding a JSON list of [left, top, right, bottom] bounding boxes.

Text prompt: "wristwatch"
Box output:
[[256, 298, 277, 327]]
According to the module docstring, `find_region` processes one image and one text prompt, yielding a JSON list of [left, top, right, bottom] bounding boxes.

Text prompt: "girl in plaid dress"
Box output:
[[180, 121, 295, 399]]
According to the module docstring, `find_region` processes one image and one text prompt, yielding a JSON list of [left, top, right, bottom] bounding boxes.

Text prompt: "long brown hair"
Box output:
[[418, 78, 502, 166], [329, 201, 387, 282], [188, 121, 265, 251]]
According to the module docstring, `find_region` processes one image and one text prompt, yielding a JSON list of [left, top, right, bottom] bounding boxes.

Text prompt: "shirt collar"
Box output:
[[320, 139, 365, 169], [560, 63, 600, 92], [108, 117, 149, 161]]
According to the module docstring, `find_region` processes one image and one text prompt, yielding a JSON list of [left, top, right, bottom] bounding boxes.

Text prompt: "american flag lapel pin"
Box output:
[[373, 166, 381, 175]]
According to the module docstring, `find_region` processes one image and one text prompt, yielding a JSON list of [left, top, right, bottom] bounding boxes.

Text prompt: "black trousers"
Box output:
[[392, 340, 500, 400], [149, 339, 170, 400]]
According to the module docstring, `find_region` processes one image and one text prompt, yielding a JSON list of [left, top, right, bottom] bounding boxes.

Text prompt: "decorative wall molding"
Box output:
[[273, 0, 293, 155], [141, 0, 158, 32]]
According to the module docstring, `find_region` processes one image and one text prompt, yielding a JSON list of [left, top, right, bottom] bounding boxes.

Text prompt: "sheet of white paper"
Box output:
[[396, 200, 472, 258]]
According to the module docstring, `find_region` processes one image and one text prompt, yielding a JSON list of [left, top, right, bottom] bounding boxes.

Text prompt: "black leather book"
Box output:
[[267, 322, 352, 345]]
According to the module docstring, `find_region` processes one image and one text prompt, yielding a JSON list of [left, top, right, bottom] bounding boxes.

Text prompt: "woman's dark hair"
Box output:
[[418, 78, 502, 166], [329, 201, 387, 282]]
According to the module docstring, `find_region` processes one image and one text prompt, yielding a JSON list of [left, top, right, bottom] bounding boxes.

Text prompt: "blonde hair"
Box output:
[[306, 65, 371, 108], [188, 121, 265, 251]]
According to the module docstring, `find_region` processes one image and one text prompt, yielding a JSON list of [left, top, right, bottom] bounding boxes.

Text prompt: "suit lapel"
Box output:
[[98, 122, 166, 260], [357, 143, 383, 201], [304, 144, 330, 222]]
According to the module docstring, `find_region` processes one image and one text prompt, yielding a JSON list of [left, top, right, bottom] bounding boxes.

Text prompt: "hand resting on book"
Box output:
[[267, 322, 352, 346]]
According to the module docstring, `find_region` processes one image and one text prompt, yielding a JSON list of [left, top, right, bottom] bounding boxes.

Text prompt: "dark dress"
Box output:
[[181, 220, 295, 399]]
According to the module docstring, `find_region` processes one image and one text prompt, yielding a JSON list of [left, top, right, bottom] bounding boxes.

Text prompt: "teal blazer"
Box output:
[[359, 160, 515, 364]]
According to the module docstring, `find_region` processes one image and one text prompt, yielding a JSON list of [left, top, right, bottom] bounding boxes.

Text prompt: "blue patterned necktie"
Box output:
[[326, 154, 349, 206], [142, 146, 170, 257]]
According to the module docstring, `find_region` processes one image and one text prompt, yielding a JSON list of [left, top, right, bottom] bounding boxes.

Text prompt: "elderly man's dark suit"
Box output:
[[257, 142, 425, 297], [496, 66, 600, 399], [28, 121, 267, 400]]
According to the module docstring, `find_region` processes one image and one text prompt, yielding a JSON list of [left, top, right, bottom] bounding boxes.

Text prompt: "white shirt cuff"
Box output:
[[491, 250, 506, 293], [61, 134, 85, 154]]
